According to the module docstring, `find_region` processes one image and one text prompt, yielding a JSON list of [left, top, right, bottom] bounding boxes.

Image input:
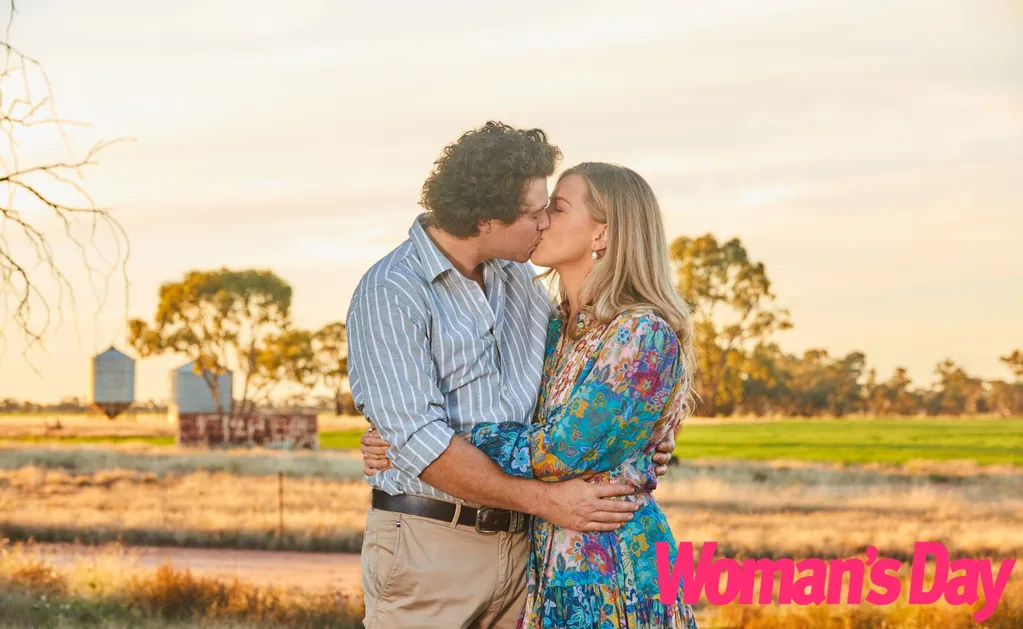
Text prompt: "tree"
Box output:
[[670, 234, 792, 416], [0, 2, 130, 363], [867, 367, 920, 416], [931, 358, 985, 416], [255, 328, 317, 408], [312, 322, 351, 415], [787, 349, 835, 417], [741, 347, 869, 418], [827, 351, 867, 416], [1000, 350, 1023, 384], [986, 380, 1021, 417], [128, 268, 293, 415], [738, 342, 792, 416]]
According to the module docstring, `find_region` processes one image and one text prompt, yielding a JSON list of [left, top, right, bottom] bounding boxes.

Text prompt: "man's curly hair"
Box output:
[[420, 121, 563, 237]]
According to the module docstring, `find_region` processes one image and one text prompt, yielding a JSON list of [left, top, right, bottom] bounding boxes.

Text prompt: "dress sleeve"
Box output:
[[467, 314, 681, 481]]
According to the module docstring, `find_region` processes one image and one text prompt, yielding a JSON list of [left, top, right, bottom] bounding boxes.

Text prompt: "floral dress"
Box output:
[[468, 309, 699, 629]]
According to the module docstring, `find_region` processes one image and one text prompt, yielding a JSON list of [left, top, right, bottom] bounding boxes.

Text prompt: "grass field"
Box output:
[[315, 431, 365, 451], [4, 417, 1023, 467], [673, 418, 1023, 466], [2, 413, 1022, 627]]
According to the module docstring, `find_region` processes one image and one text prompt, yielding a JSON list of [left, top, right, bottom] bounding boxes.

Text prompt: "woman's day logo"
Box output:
[[657, 541, 1016, 622]]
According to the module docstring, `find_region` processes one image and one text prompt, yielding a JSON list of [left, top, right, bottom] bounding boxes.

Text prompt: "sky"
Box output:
[[0, 0, 1020, 403]]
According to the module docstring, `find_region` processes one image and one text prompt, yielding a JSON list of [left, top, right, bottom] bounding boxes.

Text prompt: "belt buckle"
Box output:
[[474, 507, 500, 535]]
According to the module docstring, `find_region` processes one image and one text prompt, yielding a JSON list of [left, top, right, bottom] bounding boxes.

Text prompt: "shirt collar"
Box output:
[[409, 213, 515, 283], [409, 213, 455, 282]]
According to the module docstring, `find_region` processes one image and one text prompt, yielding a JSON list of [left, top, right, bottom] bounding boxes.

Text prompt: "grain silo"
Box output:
[[88, 346, 135, 419], [169, 361, 233, 417]]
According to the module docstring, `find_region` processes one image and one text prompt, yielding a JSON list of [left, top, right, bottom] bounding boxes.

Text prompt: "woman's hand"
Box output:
[[360, 426, 392, 476], [651, 433, 675, 476]]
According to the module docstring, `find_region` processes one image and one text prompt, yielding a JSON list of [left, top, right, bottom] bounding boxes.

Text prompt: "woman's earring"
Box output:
[[591, 251, 599, 260]]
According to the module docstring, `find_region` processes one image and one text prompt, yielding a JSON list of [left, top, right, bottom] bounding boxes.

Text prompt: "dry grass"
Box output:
[[1, 438, 1020, 626], [0, 466, 368, 551], [1, 453, 1020, 563], [0, 444, 366, 479], [0, 539, 363, 628], [0, 413, 175, 438], [2, 538, 1020, 629], [0, 413, 369, 440], [708, 568, 1023, 628], [0, 449, 1020, 627], [655, 459, 1023, 562]]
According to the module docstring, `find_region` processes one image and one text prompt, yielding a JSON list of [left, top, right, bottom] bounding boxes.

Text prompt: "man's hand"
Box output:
[[651, 433, 676, 477], [536, 477, 640, 532], [360, 427, 391, 476], [361, 427, 471, 476], [360, 427, 639, 532]]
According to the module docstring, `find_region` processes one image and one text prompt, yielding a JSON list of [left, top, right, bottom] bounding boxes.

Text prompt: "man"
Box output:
[[346, 121, 675, 629]]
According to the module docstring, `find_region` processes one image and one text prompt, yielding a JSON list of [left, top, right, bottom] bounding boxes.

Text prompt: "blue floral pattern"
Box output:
[[469, 310, 698, 628]]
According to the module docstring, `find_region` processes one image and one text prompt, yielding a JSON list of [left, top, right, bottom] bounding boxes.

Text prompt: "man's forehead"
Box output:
[[522, 189, 550, 210]]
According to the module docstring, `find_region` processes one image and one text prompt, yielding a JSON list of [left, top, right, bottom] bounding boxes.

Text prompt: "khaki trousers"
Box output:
[[361, 505, 529, 629]]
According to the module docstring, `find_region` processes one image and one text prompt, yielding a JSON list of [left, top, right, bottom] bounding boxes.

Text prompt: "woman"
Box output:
[[365, 162, 699, 629]]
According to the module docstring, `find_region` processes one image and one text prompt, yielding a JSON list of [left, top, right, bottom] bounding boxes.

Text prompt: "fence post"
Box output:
[[278, 470, 284, 538]]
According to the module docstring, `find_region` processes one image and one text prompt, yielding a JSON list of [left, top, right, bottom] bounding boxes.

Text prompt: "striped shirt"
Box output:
[[346, 213, 553, 503]]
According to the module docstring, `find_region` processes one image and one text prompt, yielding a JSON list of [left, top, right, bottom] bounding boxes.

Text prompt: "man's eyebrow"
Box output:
[[525, 198, 549, 213]]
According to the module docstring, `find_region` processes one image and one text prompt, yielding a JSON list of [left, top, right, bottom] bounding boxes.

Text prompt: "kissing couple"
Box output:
[[347, 121, 699, 629]]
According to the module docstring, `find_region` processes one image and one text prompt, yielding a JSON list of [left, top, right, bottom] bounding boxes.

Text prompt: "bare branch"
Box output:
[[0, 1, 132, 367]]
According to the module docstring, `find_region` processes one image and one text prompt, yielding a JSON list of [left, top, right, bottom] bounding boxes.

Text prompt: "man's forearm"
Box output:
[[418, 437, 548, 514]]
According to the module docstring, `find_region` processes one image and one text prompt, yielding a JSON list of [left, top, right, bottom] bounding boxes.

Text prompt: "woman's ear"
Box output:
[[593, 226, 608, 254]]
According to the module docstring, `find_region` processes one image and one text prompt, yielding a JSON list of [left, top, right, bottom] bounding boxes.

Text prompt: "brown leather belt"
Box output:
[[371, 489, 529, 535]]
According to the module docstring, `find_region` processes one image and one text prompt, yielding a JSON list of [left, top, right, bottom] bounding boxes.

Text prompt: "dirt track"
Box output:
[[31, 543, 364, 592]]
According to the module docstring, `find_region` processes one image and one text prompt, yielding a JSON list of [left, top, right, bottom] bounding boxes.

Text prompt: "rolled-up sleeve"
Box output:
[[346, 285, 454, 479]]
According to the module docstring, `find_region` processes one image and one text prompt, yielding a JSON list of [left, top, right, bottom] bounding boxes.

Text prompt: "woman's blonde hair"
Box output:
[[538, 161, 698, 420]]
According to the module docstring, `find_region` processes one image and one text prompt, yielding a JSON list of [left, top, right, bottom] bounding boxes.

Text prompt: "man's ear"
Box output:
[[478, 219, 493, 235]]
